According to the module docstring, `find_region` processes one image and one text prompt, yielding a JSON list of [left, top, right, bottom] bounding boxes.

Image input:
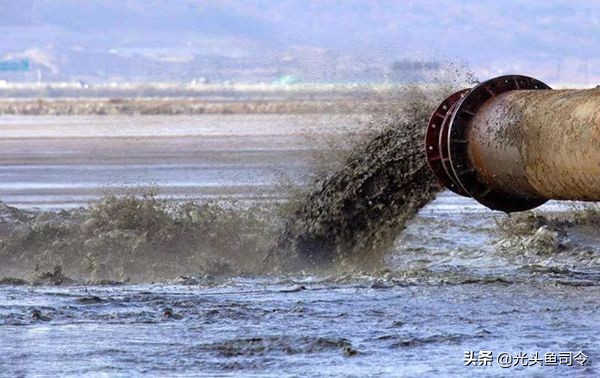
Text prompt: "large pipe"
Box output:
[[425, 75, 600, 212]]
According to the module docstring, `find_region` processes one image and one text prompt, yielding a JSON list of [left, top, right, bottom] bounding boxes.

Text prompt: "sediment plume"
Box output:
[[1, 75, 477, 281], [0, 198, 277, 283], [271, 88, 445, 270]]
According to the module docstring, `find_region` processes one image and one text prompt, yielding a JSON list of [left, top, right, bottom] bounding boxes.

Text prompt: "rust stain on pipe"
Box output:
[[426, 75, 600, 212], [468, 89, 600, 201]]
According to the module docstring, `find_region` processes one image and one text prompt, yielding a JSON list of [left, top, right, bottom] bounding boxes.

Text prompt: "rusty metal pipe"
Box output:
[[426, 75, 600, 212]]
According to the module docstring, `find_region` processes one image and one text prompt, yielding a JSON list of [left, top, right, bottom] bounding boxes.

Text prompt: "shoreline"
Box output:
[[0, 98, 389, 115]]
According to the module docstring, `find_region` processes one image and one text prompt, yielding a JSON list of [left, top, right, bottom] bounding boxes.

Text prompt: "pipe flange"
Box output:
[[447, 75, 551, 212], [425, 89, 470, 196]]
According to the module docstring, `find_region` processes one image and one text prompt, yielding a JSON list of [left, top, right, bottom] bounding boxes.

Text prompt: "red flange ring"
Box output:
[[425, 89, 470, 196]]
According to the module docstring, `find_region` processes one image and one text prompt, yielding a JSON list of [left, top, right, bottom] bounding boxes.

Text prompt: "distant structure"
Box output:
[[0, 59, 31, 81], [0, 59, 29, 72]]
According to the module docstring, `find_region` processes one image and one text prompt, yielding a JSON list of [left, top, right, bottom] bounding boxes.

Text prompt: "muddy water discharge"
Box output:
[[274, 92, 442, 270], [0, 89, 450, 279]]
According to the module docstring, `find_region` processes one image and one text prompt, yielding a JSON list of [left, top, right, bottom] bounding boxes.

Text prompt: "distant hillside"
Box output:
[[0, 0, 598, 84]]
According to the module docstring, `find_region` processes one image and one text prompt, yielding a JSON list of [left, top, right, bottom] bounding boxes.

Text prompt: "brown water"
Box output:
[[275, 121, 440, 270], [274, 88, 443, 270]]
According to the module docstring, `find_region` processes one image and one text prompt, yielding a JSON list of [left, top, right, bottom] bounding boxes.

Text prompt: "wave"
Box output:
[[0, 197, 279, 282]]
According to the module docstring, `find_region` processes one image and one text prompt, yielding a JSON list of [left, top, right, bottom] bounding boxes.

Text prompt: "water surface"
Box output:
[[0, 115, 598, 376]]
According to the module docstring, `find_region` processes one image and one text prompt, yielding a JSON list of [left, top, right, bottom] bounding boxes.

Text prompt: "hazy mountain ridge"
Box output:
[[0, 0, 598, 83]]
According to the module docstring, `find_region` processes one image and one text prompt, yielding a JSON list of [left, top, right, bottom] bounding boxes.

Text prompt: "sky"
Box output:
[[0, 0, 598, 84]]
